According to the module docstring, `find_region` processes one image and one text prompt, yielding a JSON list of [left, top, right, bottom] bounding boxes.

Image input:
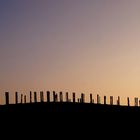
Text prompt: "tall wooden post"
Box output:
[[30, 91, 32, 103], [47, 91, 50, 102], [53, 91, 56, 102], [34, 92, 37, 103], [104, 96, 106, 105], [73, 92, 76, 103], [15, 92, 18, 104], [127, 97, 130, 106], [66, 92, 69, 102], [90, 94, 93, 103], [5, 92, 9, 105], [21, 94, 23, 104], [59, 92, 63, 102]]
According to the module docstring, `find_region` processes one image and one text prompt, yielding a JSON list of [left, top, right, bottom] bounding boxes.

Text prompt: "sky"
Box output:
[[0, 0, 140, 105]]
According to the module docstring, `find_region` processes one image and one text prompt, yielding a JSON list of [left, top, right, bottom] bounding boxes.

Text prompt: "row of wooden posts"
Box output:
[[4, 91, 140, 107]]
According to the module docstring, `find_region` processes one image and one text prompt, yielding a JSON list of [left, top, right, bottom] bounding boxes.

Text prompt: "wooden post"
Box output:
[[73, 92, 76, 103], [59, 92, 63, 102], [90, 94, 93, 103], [104, 96, 106, 105], [5, 92, 9, 105], [15, 92, 18, 104], [40, 91, 44, 102], [134, 97, 138, 107], [110, 96, 113, 105], [81, 93, 85, 103], [127, 97, 130, 106], [30, 91, 32, 103], [21, 94, 23, 104], [47, 91, 50, 102], [66, 92, 69, 102], [34, 92, 37, 103], [117, 96, 120, 105], [53, 91, 56, 102], [97, 94, 100, 104]]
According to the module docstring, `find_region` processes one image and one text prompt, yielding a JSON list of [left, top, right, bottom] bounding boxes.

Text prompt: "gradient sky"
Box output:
[[0, 0, 140, 105]]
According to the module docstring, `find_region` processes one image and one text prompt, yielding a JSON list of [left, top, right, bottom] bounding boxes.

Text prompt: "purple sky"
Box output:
[[0, 0, 140, 104]]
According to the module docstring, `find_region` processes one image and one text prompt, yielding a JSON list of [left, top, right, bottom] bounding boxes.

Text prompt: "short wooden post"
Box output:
[[53, 91, 56, 102]]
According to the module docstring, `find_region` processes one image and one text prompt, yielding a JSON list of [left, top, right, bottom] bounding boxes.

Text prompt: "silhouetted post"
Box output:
[[59, 92, 63, 102], [21, 94, 23, 104], [40, 91, 44, 102], [97, 94, 100, 104], [53, 91, 56, 102], [24, 95, 26, 104], [5, 92, 9, 105], [30, 91, 32, 103], [139, 100, 140, 107], [81, 93, 85, 103], [117, 96, 120, 105], [73, 93, 76, 103], [15, 92, 18, 104], [34, 92, 37, 103], [90, 94, 93, 103], [127, 97, 130, 106], [47, 91, 50, 102], [104, 96, 106, 105], [110, 96, 113, 105], [135, 97, 138, 107], [66, 92, 69, 102]]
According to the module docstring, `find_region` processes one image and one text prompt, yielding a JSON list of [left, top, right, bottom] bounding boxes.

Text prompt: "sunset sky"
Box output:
[[0, 0, 140, 105]]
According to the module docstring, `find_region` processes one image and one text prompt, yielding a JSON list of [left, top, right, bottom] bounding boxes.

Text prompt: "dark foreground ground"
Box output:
[[0, 102, 139, 138]]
